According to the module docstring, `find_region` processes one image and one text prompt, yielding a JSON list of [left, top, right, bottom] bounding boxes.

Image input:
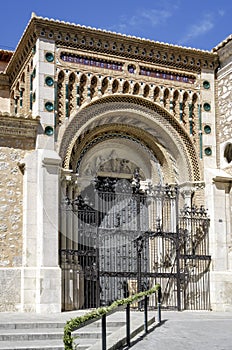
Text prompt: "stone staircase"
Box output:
[[0, 311, 156, 350], [0, 320, 65, 350]]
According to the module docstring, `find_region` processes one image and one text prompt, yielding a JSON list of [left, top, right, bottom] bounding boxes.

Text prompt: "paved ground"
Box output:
[[130, 311, 232, 350]]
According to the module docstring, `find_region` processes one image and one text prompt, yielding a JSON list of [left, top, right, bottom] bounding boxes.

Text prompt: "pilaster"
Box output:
[[22, 149, 61, 312], [32, 38, 56, 150], [209, 174, 232, 311]]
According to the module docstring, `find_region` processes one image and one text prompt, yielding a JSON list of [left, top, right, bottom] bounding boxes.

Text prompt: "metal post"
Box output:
[[137, 248, 142, 294], [102, 314, 107, 350], [126, 303, 131, 347], [144, 295, 148, 333], [136, 235, 144, 296], [157, 286, 162, 324], [95, 189, 100, 308], [176, 242, 181, 311], [175, 187, 181, 311]]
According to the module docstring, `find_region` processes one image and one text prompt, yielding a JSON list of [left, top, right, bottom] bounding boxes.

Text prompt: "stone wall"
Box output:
[[0, 73, 10, 112], [0, 61, 8, 72], [0, 147, 25, 268], [0, 146, 28, 311], [217, 75, 232, 142], [217, 73, 232, 160], [0, 112, 42, 312], [216, 45, 232, 174], [0, 269, 21, 311]]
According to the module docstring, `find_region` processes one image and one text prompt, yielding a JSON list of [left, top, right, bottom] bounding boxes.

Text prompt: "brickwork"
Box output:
[[59, 96, 202, 184]]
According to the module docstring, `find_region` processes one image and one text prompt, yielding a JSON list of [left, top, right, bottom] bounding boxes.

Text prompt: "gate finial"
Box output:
[[132, 168, 141, 193]]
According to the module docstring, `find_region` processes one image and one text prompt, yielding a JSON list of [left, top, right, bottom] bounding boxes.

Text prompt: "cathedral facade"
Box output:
[[0, 13, 231, 313]]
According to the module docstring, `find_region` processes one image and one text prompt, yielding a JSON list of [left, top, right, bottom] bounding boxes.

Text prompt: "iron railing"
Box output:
[[63, 285, 161, 350]]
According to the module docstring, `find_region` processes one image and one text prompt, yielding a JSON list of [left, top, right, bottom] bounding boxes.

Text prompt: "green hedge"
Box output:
[[63, 284, 160, 350]]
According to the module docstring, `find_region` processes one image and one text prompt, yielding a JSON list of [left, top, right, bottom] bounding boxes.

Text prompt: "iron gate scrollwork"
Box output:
[[60, 172, 211, 311]]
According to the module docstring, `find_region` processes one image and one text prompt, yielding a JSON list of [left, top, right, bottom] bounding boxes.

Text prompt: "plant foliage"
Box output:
[[63, 284, 160, 350]]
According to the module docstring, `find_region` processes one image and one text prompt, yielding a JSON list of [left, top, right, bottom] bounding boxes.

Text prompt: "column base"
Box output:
[[22, 267, 61, 313]]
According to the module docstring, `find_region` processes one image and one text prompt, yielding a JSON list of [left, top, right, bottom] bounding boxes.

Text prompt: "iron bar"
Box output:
[[126, 303, 131, 347], [157, 286, 162, 324], [102, 314, 107, 350], [144, 295, 148, 333], [175, 186, 181, 311]]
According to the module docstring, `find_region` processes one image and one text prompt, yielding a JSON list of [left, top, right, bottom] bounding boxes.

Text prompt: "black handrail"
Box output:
[[63, 285, 161, 350]]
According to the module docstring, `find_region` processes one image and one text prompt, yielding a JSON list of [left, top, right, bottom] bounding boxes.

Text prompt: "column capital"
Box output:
[[213, 175, 232, 193]]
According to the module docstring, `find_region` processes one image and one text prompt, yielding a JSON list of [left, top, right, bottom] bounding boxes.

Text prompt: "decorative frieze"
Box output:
[[60, 52, 123, 71], [59, 51, 196, 85], [140, 66, 195, 84]]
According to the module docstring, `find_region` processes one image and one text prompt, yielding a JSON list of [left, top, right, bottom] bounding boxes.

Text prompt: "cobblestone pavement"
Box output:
[[130, 311, 232, 350]]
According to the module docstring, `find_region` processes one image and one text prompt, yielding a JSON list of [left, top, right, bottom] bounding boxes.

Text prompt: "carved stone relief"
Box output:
[[83, 150, 137, 177]]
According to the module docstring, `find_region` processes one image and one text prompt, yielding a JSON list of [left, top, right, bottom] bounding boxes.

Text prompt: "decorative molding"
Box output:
[[179, 181, 205, 190], [0, 112, 39, 141], [6, 15, 219, 84]]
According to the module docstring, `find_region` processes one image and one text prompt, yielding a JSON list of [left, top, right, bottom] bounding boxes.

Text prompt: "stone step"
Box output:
[[0, 322, 65, 330], [0, 327, 114, 341], [0, 311, 156, 350], [74, 329, 111, 339], [0, 320, 125, 330], [0, 339, 95, 350], [0, 328, 64, 341], [73, 338, 102, 350], [0, 321, 123, 349], [0, 339, 64, 350]]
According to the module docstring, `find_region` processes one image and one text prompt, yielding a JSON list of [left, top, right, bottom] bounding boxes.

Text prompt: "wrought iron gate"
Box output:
[[60, 173, 211, 311]]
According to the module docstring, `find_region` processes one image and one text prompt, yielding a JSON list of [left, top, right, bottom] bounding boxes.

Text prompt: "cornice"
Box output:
[[6, 14, 219, 84], [32, 15, 214, 54], [6, 16, 37, 82], [216, 60, 232, 80], [213, 34, 232, 52], [0, 112, 40, 141], [215, 38, 232, 70]]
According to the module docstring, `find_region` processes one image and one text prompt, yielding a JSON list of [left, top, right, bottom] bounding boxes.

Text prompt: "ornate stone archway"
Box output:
[[58, 95, 202, 185]]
